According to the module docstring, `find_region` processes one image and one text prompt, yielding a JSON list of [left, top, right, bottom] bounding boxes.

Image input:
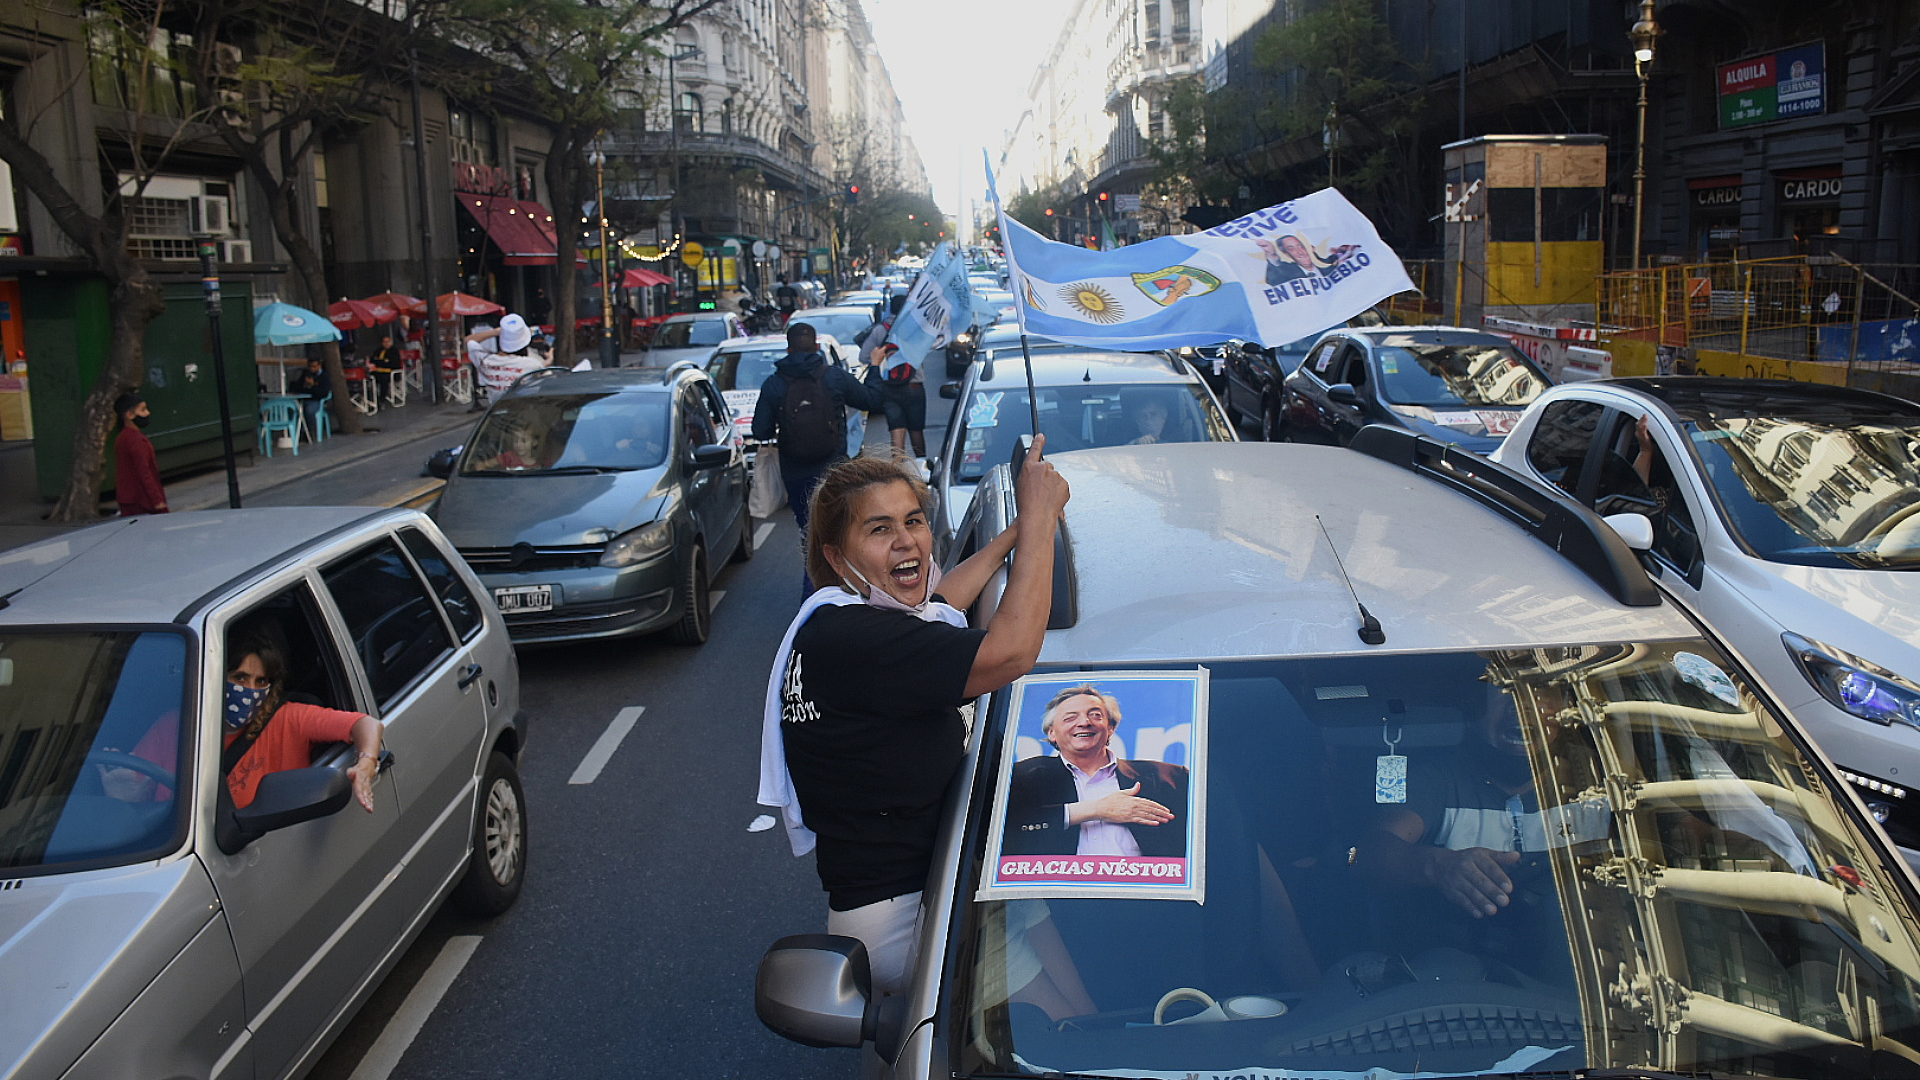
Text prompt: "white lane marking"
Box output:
[[753, 521, 775, 551], [347, 934, 483, 1080], [568, 706, 645, 785], [710, 590, 726, 613], [748, 814, 776, 832]]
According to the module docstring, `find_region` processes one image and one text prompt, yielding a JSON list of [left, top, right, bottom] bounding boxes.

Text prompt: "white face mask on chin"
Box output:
[[843, 559, 944, 619]]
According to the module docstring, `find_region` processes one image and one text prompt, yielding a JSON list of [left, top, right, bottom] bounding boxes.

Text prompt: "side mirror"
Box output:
[[939, 382, 960, 400], [755, 934, 876, 1048], [691, 443, 733, 470], [233, 765, 353, 838], [426, 445, 462, 479], [1603, 512, 1656, 552], [1327, 383, 1363, 406]]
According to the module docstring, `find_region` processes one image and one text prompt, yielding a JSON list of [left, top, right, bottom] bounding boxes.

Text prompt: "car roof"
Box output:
[[973, 349, 1193, 387], [790, 306, 874, 317], [1602, 376, 1920, 421], [1343, 326, 1512, 346], [662, 312, 734, 323], [1038, 442, 1693, 665], [714, 333, 846, 353], [507, 367, 686, 395], [0, 507, 401, 626]]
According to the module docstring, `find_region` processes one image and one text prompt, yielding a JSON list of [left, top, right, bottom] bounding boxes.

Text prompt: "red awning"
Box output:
[[461, 193, 559, 265], [622, 267, 673, 288]]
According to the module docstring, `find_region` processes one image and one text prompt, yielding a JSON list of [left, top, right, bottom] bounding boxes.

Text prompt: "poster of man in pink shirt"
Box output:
[[981, 672, 1208, 903]]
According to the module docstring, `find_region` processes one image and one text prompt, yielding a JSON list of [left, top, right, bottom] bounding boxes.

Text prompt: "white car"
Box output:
[[636, 311, 745, 369], [703, 333, 866, 463], [1489, 376, 1920, 865], [786, 306, 878, 350]]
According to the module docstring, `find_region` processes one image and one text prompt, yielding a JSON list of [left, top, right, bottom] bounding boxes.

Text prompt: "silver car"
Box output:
[[636, 311, 745, 370], [432, 366, 751, 645], [0, 507, 526, 1079], [759, 434, 1920, 1080]]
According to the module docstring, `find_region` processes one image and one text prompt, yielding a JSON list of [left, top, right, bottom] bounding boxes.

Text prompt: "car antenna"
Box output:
[[1314, 514, 1385, 645]]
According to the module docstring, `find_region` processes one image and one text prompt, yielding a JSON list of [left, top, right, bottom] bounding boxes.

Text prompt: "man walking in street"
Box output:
[[774, 275, 798, 324], [751, 321, 883, 590], [112, 391, 168, 517]]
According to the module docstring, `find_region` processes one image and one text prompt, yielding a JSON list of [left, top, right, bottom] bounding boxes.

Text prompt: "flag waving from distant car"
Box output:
[[986, 157, 1416, 351], [880, 241, 973, 378]]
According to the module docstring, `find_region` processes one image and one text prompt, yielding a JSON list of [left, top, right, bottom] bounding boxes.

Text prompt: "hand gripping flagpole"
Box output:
[[983, 152, 1044, 448]]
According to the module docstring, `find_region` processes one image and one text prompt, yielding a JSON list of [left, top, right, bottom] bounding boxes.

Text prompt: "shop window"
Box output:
[[88, 22, 198, 118]]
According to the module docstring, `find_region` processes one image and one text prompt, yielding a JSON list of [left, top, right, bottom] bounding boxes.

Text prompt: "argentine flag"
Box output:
[[988, 160, 1417, 351], [883, 242, 973, 377]]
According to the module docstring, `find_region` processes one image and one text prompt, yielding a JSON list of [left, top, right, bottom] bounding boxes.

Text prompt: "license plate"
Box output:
[[492, 585, 554, 613]]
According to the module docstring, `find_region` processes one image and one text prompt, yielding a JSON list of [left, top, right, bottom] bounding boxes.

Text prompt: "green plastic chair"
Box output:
[[259, 397, 300, 457]]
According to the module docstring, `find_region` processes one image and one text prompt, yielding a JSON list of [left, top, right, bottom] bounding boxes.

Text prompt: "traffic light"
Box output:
[[846, 184, 860, 204], [1098, 191, 1109, 202], [1044, 208, 1054, 217]]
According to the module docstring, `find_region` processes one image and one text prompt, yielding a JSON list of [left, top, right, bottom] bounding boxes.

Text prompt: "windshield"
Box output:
[[710, 349, 785, 394], [461, 393, 670, 474], [957, 643, 1920, 1080], [0, 632, 190, 873], [655, 320, 728, 348], [1373, 340, 1548, 409], [955, 382, 1229, 482], [793, 313, 873, 342], [1686, 414, 1920, 569]]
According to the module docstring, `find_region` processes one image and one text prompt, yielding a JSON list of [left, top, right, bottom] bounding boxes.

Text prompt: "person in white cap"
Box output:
[[464, 313, 545, 411]]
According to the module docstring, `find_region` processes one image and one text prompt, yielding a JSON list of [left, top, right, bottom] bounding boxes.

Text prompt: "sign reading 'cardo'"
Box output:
[[1718, 43, 1825, 130]]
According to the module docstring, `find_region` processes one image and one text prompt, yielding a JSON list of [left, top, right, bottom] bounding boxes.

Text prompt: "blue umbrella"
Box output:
[[253, 301, 342, 345]]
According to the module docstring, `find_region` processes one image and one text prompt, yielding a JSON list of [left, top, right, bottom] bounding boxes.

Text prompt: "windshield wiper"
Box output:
[[1479, 1069, 1723, 1080], [524, 465, 637, 475]]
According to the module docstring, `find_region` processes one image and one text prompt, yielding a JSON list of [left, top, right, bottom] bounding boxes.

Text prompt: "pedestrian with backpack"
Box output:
[[752, 321, 885, 589], [874, 342, 928, 460]]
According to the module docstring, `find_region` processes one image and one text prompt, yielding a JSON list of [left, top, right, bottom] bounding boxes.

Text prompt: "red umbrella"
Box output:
[[328, 298, 397, 329], [364, 292, 424, 317], [621, 267, 674, 288], [435, 292, 506, 318]]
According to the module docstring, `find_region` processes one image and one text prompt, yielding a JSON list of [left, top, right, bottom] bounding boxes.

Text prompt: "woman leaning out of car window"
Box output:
[[223, 623, 384, 813], [758, 439, 1071, 998]]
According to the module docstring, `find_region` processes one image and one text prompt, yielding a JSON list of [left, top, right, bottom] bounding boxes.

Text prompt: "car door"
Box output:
[[677, 384, 729, 562], [1283, 338, 1344, 445], [1585, 408, 1708, 590], [317, 535, 485, 926], [1224, 343, 1260, 419], [693, 378, 747, 543], [1325, 343, 1374, 445], [200, 576, 411, 1078]]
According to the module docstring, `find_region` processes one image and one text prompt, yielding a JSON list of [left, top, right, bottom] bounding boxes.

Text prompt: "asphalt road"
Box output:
[[308, 369, 957, 1080]]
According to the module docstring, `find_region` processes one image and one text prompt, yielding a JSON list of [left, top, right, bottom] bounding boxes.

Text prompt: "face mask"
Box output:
[[132, 414, 151, 429], [844, 560, 944, 620], [224, 682, 267, 729]]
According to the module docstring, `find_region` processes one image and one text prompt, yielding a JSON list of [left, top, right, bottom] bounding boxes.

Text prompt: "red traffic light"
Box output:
[[1044, 208, 1054, 216], [1098, 191, 1109, 201], [849, 185, 860, 194]]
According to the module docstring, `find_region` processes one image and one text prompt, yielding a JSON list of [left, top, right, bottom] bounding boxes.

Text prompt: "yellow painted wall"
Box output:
[[1603, 336, 1848, 385], [1484, 241, 1604, 306]]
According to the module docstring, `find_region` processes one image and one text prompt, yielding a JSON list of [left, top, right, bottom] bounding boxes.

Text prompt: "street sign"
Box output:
[[767, 245, 782, 262], [1688, 276, 1712, 315], [681, 241, 705, 268], [1115, 194, 1142, 213], [751, 239, 768, 258]]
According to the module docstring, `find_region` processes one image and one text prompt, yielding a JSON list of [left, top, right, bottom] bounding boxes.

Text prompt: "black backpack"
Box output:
[[779, 364, 843, 463]]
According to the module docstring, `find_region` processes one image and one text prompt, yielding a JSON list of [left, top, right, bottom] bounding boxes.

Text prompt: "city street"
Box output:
[[304, 379, 950, 1080]]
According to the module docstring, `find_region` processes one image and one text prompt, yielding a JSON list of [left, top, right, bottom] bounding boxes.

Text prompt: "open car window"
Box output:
[[957, 642, 1920, 1080]]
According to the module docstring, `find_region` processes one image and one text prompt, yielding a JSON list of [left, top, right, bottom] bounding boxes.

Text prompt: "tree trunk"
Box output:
[[545, 132, 586, 368]]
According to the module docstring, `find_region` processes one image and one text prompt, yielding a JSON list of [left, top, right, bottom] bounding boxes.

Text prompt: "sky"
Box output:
[[861, 0, 1075, 229]]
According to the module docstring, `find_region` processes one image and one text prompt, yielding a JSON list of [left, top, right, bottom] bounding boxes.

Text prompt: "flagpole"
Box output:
[[982, 150, 1044, 456], [1017, 332, 1042, 446]]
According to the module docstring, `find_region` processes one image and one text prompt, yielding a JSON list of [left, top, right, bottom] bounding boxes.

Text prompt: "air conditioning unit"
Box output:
[[191, 195, 232, 236], [218, 239, 253, 264]]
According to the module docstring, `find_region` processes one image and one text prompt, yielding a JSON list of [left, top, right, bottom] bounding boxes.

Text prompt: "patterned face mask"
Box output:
[[224, 682, 267, 729]]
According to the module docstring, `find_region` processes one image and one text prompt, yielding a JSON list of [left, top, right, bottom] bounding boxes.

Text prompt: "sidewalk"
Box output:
[[0, 396, 482, 553]]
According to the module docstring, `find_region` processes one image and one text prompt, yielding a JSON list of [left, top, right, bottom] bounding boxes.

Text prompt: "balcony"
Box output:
[[603, 127, 831, 193]]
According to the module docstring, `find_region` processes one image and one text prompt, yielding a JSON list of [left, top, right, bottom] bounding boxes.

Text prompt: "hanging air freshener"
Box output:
[[1375, 721, 1406, 804]]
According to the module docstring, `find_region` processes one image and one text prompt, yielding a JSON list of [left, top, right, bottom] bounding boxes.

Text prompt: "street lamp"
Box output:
[[666, 43, 700, 300], [590, 145, 617, 367], [1629, 0, 1660, 271]]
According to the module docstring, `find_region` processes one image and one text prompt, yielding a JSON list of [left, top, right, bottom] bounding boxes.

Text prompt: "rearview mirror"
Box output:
[[939, 382, 960, 399], [426, 445, 462, 479], [1327, 383, 1363, 406], [691, 443, 733, 469], [230, 765, 353, 845], [755, 934, 876, 1048], [1603, 512, 1655, 552]]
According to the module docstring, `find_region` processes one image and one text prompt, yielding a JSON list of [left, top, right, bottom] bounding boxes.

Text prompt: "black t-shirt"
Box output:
[[782, 602, 986, 910]]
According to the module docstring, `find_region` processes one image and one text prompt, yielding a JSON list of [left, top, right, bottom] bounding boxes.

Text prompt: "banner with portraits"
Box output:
[[976, 670, 1209, 903]]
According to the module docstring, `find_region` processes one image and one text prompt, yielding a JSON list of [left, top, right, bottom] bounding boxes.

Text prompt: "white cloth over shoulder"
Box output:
[[757, 586, 969, 856]]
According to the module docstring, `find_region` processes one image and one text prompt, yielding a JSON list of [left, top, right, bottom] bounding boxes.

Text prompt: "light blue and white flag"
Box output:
[[881, 241, 973, 377], [986, 159, 1416, 351]]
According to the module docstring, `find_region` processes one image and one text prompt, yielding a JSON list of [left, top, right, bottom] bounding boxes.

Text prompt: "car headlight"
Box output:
[[1784, 632, 1920, 727], [955, 333, 972, 345], [1177, 346, 1197, 357], [600, 520, 673, 568]]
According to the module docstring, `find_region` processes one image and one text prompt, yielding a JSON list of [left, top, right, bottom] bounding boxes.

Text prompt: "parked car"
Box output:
[[430, 365, 750, 645], [703, 332, 867, 464], [1278, 326, 1553, 452], [0, 507, 526, 1080], [929, 348, 1236, 558], [1216, 308, 1389, 436], [635, 311, 746, 369], [946, 324, 1097, 379], [758, 432, 1920, 1080], [1489, 376, 1920, 865]]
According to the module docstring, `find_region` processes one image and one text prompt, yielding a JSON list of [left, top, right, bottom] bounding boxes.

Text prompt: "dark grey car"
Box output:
[[432, 366, 751, 645]]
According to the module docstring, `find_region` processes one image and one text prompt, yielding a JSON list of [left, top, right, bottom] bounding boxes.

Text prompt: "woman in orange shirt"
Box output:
[[223, 633, 383, 812]]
